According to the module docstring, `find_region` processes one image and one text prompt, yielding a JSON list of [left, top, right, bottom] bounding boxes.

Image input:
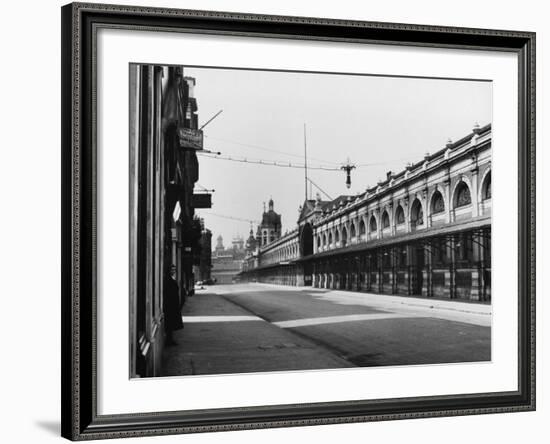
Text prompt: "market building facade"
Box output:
[[240, 124, 492, 303]]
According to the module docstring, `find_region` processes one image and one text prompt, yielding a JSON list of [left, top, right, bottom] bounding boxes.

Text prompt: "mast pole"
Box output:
[[304, 123, 308, 201]]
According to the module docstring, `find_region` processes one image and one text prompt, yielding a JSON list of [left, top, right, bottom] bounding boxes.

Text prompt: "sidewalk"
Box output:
[[254, 283, 491, 313], [253, 283, 492, 327], [161, 291, 353, 377]]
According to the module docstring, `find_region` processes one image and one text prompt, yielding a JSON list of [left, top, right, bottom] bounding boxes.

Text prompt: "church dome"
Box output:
[[262, 210, 281, 227], [262, 198, 281, 227]]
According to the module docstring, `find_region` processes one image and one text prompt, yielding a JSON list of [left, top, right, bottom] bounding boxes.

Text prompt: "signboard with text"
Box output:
[[178, 128, 203, 150]]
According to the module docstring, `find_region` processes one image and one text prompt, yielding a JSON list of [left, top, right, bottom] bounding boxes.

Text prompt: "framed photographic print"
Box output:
[[61, 2, 536, 440]]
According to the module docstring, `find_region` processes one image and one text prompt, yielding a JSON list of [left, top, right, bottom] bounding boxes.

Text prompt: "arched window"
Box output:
[[382, 211, 390, 229], [341, 227, 348, 247], [431, 190, 445, 214], [317, 236, 322, 248], [322, 233, 327, 246], [335, 229, 340, 243], [359, 219, 366, 235], [454, 181, 472, 208], [369, 215, 377, 233], [395, 206, 405, 225], [328, 232, 333, 245], [350, 222, 356, 238], [411, 199, 424, 227], [482, 172, 491, 200]]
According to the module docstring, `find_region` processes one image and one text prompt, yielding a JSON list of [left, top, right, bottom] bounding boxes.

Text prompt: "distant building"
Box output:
[[214, 234, 225, 255], [245, 226, 258, 254], [259, 198, 282, 246], [211, 234, 246, 284], [241, 199, 284, 275], [232, 235, 245, 252]]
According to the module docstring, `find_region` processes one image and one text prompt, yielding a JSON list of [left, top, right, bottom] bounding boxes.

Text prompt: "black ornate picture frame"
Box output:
[[61, 2, 535, 440]]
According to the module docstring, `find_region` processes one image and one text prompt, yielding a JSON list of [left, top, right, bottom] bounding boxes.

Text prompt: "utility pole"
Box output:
[[304, 123, 308, 201]]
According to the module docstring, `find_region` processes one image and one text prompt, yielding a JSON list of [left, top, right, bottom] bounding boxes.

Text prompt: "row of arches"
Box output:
[[262, 241, 299, 265], [316, 173, 491, 250]]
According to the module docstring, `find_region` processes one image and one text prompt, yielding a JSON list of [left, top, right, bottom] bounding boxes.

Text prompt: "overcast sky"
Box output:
[[184, 66, 492, 249]]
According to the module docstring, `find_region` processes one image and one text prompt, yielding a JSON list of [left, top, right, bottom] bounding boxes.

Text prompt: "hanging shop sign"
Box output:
[[178, 127, 203, 150], [192, 193, 212, 209]]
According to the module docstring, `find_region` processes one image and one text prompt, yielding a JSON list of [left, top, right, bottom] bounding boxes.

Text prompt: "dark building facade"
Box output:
[[240, 124, 492, 303], [129, 65, 211, 378]]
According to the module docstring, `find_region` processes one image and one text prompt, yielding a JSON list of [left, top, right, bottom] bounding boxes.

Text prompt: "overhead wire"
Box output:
[[204, 135, 342, 166], [197, 151, 341, 171], [198, 150, 419, 172], [197, 211, 260, 225]]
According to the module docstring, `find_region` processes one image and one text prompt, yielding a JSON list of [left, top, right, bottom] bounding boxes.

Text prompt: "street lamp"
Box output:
[[341, 161, 356, 189]]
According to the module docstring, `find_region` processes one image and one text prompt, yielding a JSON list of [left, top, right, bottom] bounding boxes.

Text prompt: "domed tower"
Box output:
[[214, 234, 224, 254], [259, 198, 282, 246], [245, 226, 258, 254], [232, 235, 244, 252]]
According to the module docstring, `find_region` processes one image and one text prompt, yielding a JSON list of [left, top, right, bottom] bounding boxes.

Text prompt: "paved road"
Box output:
[[162, 283, 491, 376]]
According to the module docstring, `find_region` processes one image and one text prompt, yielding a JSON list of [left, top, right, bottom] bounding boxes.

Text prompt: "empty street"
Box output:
[[162, 283, 491, 376]]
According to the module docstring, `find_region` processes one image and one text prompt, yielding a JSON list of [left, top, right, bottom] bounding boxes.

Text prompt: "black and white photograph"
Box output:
[[129, 64, 492, 378], [1, 0, 544, 442]]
